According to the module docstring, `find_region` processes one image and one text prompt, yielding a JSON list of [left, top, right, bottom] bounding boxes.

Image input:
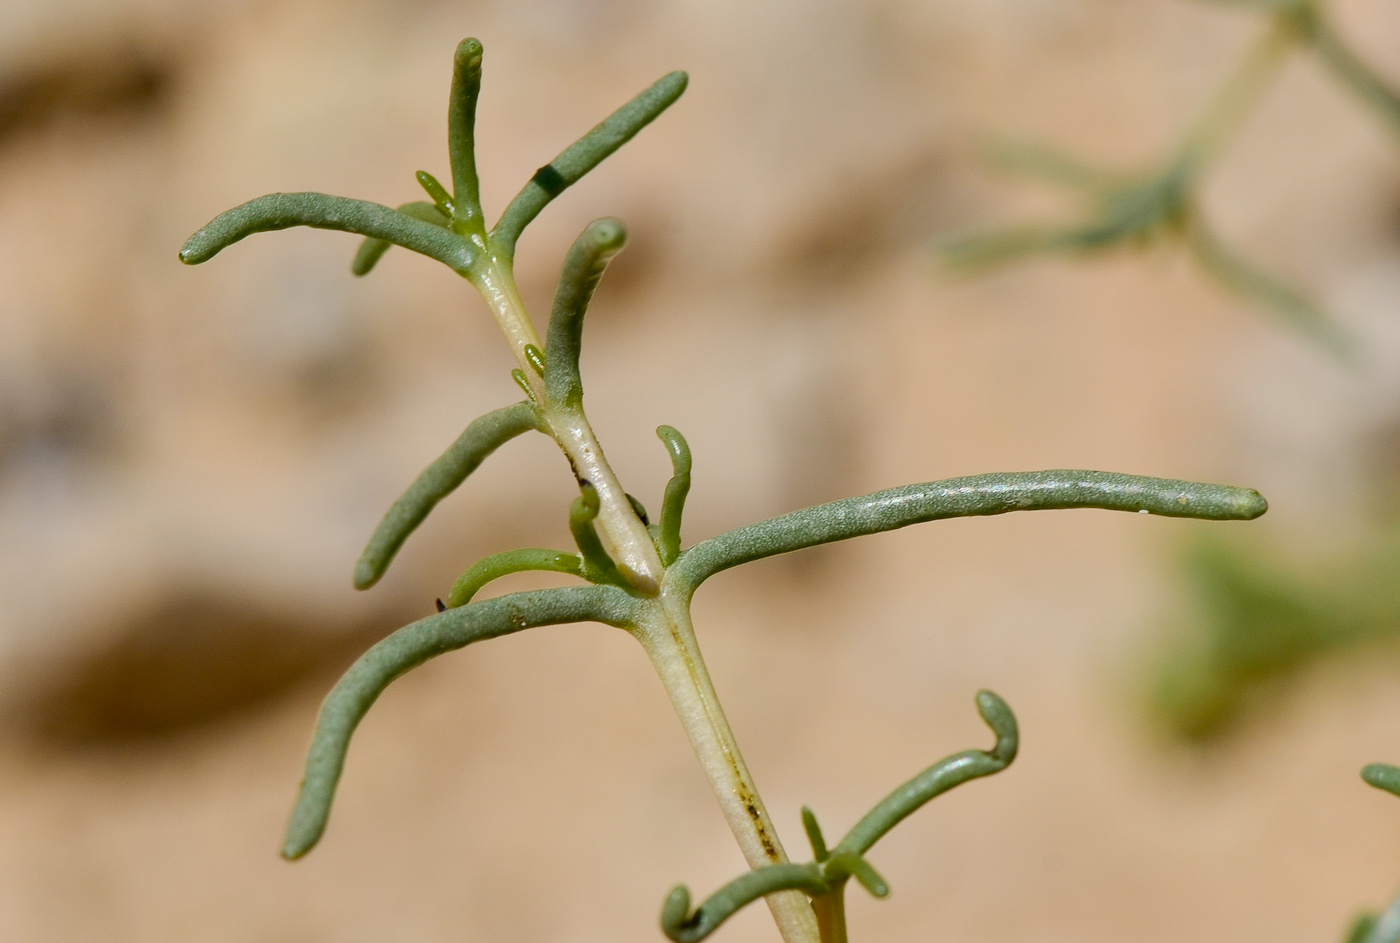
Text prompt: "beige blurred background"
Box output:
[[1, 0, 1399, 940]]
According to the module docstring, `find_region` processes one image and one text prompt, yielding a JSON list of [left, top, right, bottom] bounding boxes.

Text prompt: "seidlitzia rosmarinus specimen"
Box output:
[[180, 37, 1267, 943]]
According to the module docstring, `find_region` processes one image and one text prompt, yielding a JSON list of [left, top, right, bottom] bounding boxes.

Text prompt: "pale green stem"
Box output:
[[471, 246, 664, 592], [634, 591, 821, 943], [473, 250, 545, 373]]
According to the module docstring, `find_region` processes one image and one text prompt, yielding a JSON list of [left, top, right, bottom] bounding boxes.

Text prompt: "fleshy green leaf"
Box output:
[[354, 402, 540, 590], [492, 71, 687, 255], [544, 218, 628, 407], [283, 585, 637, 859], [180, 192, 476, 274], [672, 470, 1267, 592]]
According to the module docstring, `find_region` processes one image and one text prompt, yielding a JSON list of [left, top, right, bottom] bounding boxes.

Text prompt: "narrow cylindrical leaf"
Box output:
[[524, 344, 546, 377], [446, 548, 584, 608], [801, 807, 829, 862], [283, 585, 637, 859], [180, 192, 477, 274], [656, 425, 692, 566], [544, 218, 628, 406], [570, 482, 628, 586], [448, 37, 486, 221], [672, 470, 1267, 591], [352, 201, 451, 276], [492, 71, 687, 255], [354, 402, 540, 590], [416, 170, 456, 215], [660, 865, 827, 943], [825, 853, 887, 899], [625, 493, 650, 525], [836, 690, 1017, 857]]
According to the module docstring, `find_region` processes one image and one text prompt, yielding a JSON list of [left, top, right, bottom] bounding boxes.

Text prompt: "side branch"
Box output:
[[837, 690, 1017, 856], [671, 470, 1267, 590], [661, 690, 1018, 943], [283, 585, 637, 859], [354, 402, 541, 590], [180, 192, 477, 274]]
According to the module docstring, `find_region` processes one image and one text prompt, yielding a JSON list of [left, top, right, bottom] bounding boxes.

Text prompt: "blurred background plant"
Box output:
[[2, 0, 1400, 941], [1147, 536, 1400, 741], [942, 0, 1400, 351], [936, 0, 1400, 753]]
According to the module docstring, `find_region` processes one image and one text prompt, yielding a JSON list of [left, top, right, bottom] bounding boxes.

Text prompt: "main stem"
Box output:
[[637, 591, 822, 943], [469, 239, 815, 941], [472, 248, 665, 593]]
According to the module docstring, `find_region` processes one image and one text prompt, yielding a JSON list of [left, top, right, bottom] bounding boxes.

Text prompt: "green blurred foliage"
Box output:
[[1148, 535, 1400, 741]]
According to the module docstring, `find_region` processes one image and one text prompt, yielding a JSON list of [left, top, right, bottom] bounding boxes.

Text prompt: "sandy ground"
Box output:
[[1, 0, 1400, 940]]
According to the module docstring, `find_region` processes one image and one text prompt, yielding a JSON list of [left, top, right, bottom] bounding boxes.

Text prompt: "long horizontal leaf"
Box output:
[[180, 192, 477, 275], [671, 470, 1267, 591]]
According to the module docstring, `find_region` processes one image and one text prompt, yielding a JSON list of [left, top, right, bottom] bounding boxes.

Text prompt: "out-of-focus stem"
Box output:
[[1308, 10, 1400, 136], [1177, 17, 1298, 174]]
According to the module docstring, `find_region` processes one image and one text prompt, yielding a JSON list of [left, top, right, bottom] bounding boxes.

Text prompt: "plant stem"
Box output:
[[1176, 16, 1298, 175], [810, 885, 849, 943], [636, 591, 821, 943], [469, 212, 806, 939], [472, 247, 665, 592], [1307, 9, 1400, 137]]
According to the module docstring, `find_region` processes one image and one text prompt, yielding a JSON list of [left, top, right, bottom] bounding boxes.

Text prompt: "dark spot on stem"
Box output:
[[531, 164, 567, 197]]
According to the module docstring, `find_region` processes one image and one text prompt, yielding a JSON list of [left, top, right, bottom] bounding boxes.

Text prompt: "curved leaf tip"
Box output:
[[662, 886, 691, 930], [975, 689, 1019, 764]]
